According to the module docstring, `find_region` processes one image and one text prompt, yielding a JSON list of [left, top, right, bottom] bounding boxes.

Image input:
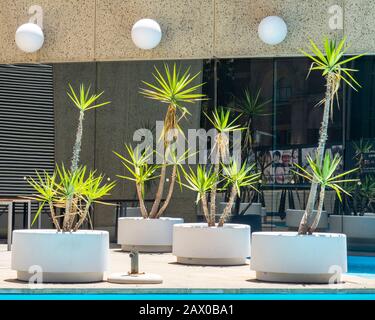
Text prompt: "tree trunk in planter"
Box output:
[[218, 185, 237, 226], [156, 165, 177, 218], [209, 152, 220, 227], [298, 75, 333, 234], [71, 111, 84, 172], [309, 186, 325, 234]]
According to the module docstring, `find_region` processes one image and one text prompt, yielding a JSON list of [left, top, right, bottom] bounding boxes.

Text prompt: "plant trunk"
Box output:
[[73, 202, 91, 231], [218, 185, 238, 227], [136, 183, 149, 218], [308, 186, 325, 234], [71, 111, 84, 172], [298, 75, 332, 234], [201, 192, 211, 224], [49, 202, 61, 232], [156, 165, 177, 218], [149, 163, 166, 218], [209, 147, 221, 227], [62, 198, 73, 231]]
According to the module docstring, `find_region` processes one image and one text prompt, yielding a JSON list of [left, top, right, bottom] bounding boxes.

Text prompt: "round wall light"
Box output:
[[131, 18, 162, 50], [15, 22, 44, 53], [258, 16, 287, 45]]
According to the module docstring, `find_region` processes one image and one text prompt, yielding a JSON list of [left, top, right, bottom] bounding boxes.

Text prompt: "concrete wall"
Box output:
[[0, 0, 373, 64], [53, 60, 203, 239]]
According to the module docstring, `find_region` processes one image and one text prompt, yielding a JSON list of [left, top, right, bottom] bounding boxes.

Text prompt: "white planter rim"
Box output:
[[174, 223, 249, 230], [118, 217, 182, 222], [252, 231, 345, 238], [13, 229, 108, 235]]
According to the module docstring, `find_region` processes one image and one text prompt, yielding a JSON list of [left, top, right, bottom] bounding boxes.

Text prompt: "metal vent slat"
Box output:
[[0, 64, 54, 196]]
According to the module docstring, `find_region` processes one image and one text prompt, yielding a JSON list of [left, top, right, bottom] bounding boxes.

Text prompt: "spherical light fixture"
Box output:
[[15, 22, 44, 53], [131, 19, 162, 50], [258, 16, 287, 45]]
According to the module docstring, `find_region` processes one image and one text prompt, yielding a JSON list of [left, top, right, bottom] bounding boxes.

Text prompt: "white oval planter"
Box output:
[[11, 229, 109, 283], [173, 223, 251, 265], [251, 231, 347, 283], [329, 215, 375, 240], [117, 217, 183, 252], [286, 209, 328, 230]]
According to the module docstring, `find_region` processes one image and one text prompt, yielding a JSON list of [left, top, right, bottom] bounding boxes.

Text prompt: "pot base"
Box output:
[[255, 271, 338, 284], [121, 244, 172, 253], [176, 257, 247, 266], [17, 271, 103, 283]]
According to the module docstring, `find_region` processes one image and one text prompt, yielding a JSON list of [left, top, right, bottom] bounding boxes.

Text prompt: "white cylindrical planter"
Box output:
[[173, 223, 251, 265], [286, 209, 328, 230], [118, 217, 183, 252], [11, 230, 109, 283], [251, 232, 347, 283], [329, 215, 375, 240]]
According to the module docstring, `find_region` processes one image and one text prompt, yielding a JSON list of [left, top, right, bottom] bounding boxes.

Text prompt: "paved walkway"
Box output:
[[0, 244, 374, 293]]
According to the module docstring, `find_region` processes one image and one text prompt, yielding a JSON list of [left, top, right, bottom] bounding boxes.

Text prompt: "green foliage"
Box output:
[[114, 144, 160, 195], [27, 165, 116, 229], [67, 83, 111, 112], [293, 152, 359, 201], [140, 63, 206, 114], [300, 37, 364, 91], [181, 165, 218, 203], [222, 161, 260, 197], [204, 107, 243, 134]]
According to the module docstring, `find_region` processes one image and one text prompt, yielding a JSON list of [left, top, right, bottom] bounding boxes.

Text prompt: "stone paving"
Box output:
[[0, 244, 374, 293]]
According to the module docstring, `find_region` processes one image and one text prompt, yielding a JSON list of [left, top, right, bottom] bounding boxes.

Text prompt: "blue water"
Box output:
[[347, 255, 375, 279], [0, 293, 374, 300]]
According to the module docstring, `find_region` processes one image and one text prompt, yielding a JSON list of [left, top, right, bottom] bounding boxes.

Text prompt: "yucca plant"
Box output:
[[181, 160, 260, 227], [219, 161, 260, 226], [204, 107, 243, 224], [114, 144, 190, 219], [229, 88, 271, 155], [115, 63, 206, 219], [293, 152, 358, 234], [298, 37, 364, 234], [114, 145, 160, 218], [27, 165, 116, 232], [67, 84, 111, 172], [182, 165, 218, 225], [27, 171, 61, 231], [26, 84, 114, 232]]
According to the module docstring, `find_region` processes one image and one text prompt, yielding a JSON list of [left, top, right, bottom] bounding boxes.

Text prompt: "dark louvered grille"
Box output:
[[0, 64, 54, 196]]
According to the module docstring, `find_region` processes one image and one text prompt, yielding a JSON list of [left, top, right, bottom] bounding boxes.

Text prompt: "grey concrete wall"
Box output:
[[0, 1, 373, 64], [53, 60, 203, 240]]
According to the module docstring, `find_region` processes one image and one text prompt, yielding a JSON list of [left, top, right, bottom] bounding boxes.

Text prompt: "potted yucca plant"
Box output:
[[250, 36, 365, 284], [172, 108, 260, 265], [114, 64, 206, 253], [252, 152, 358, 283], [11, 84, 115, 283]]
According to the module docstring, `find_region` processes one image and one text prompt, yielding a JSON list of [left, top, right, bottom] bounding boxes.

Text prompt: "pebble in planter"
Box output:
[[173, 108, 261, 265], [12, 84, 115, 283], [113, 63, 206, 253]]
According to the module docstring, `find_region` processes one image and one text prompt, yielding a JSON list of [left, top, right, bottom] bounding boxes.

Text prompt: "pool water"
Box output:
[[347, 255, 375, 279]]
